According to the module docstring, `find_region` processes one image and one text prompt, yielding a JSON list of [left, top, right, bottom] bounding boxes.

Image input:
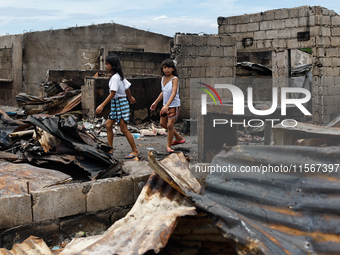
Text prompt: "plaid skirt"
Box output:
[[108, 97, 130, 123]]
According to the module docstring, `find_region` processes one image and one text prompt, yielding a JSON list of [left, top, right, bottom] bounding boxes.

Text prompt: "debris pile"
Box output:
[[16, 79, 82, 116]]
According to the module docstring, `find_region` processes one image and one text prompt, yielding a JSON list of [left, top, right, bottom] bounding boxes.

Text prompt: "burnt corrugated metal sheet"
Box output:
[[189, 145, 340, 255], [0, 161, 71, 196], [58, 93, 81, 114], [28, 115, 116, 176], [0, 236, 53, 255], [61, 172, 197, 255], [61, 152, 198, 255]]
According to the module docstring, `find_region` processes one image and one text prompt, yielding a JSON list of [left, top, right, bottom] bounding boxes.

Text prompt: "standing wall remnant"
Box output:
[[172, 33, 237, 119], [218, 5, 340, 124]]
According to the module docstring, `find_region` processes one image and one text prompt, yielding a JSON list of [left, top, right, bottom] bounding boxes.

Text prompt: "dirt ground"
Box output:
[[97, 127, 194, 162]]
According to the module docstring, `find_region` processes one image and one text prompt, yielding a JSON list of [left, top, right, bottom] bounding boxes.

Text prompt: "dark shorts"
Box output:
[[160, 106, 180, 120], [108, 97, 130, 123]]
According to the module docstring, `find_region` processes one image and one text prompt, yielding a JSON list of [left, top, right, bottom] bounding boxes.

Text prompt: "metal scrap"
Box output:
[[0, 161, 71, 196], [60, 152, 199, 255], [188, 145, 340, 255]]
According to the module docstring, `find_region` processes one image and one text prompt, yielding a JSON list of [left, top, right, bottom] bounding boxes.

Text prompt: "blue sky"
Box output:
[[0, 0, 340, 37]]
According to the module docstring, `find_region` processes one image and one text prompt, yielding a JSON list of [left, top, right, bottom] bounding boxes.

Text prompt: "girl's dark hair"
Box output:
[[105, 54, 124, 80], [160, 58, 178, 77]]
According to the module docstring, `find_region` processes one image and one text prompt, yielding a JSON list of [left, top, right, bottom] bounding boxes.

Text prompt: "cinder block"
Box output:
[[247, 22, 260, 32], [316, 37, 331, 46], [263, 10, 275, 21], [206, 56, 221, 67], [220, 36, 235, 46], [87, 177, 134, 212], [0, 194, 32, 230], [332, 16, 340, 26], [254, 31, 266, 40], [123, 61, 134, 69], [223, 47, 236, 57], [182, 46, 197, 57], [207, 36, 221, 46], [194, 56, 208, 67], [260, 21, 272, 31], [277, 29, 292, 39], [275, 9, 289, 20], [326, 48, 339, 57], [286, 39, 300, 48], [272, 20, 285, 30], [196, 46, 211, 57], [249, 13, 262, 23], [321, 27, 331, 37], [134, 61, 145, 69], [299, 17, 308, 27], [31, 184, 86, 222], [310, 26, 320, 37], [223, 24, 237, 33], [220, 67, 234, 77], [309, 16, 316, 26], [220, 57, 235, 67], [289, 8, 300, 18], [145, 62, 155, 69], [192, 35, 207, 46], [175, 34, 193, 46], [132, 174, 150, 202], [266, 30, 278, 39], [298, 7, 309, 17], [318, 15, 331, 26], [236, 24, 248, 33], [285, 18, 299, 28], [332, 28, 340, 37], [206, 67, 220, 77], [332, 58, 340, 67], [278, 39, 287, 48], [211, 46, 223, 57], [331, 37, 340, 46]]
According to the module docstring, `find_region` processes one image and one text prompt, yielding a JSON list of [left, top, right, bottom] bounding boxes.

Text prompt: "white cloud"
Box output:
[[153, 15, 167, 21]]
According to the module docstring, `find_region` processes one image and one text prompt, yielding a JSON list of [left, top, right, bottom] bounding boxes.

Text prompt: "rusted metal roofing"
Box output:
[[58, 93, 81, 114], [0, 161, 71, 197], [188, 145, 340, 255], [0, 236, 53, 255], [60, 152, 198, 255]]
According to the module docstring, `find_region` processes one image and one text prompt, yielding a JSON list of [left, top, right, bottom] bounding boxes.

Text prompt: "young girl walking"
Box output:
[[96, 54, 139, 159], [150, 59, 185, 153]]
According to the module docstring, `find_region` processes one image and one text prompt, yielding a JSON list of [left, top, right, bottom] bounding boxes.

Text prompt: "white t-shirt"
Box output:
[[109, 73, 131, 99], [161, 76, 180, 107]]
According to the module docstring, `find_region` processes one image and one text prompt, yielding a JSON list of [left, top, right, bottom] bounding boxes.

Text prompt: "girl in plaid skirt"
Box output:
[[96, 54, 139, 159]]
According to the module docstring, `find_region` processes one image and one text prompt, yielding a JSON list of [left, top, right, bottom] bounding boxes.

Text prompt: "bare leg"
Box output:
[[167, 117, 177, 150], [160, 117, 183, 143], [105, 119, 116, 154], [119, 119, 139, 156]]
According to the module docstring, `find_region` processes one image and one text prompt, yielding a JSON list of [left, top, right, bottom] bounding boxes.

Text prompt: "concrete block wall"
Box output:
[[109, 51, 170, 77], [218, 5, 340, 124], [0, 173, 149, 249], [172, 33, 237, 118], [82, 76, 162, 123], [0, 48, 12, 80]]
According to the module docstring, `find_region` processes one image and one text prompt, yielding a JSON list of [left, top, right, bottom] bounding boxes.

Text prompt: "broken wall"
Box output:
[[82, 76, 162, 122], [172, 33, 237, 118], [218, 5, 340, 124], [109, 51, 170, 77], [0, 23, 172, 106], [0, 35, 23, 106]]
